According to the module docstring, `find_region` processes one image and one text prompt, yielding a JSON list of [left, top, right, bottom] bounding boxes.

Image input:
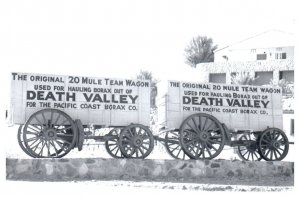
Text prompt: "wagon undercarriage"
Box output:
[[18, 109, 291, 161]]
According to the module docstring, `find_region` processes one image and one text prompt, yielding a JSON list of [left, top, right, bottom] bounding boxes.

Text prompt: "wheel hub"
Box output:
[[132, 136, 143, 147], [271, 141, 280, 149], [43, 129, 57, 140], [198, 131, 209, 142]]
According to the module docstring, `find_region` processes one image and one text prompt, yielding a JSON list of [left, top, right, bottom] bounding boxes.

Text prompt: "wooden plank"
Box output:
[[9, 72, 151, 126], [164, 81, 283, 131]]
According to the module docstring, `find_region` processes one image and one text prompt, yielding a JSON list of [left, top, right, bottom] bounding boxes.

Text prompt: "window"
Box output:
[[279, 71, 294, 83], [257, 54, 267, 60], [254, 71, 273, 86], [276, 47, 282, 51], [251, 49, 256, 53], [275, 53, 287, 59], [209, 73, 226, 84]]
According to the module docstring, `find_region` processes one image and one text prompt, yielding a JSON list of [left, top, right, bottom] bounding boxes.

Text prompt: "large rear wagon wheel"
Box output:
[[23, 109, 77, 158], [179, 113, 225, 160], [258, 128, 289, 161], [17, 125, 35, 158], [165, 130, 189, 160], [119, 124, 154, 159]]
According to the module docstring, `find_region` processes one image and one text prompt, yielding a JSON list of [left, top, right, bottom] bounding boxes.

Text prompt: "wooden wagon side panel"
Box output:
[[10, 72, 150, 127], [164, 80, 283, 131]]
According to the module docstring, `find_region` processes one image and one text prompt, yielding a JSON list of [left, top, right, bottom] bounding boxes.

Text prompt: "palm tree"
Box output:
[[184, 36, 218, 67], [231, 72, 258, 85], [136, 70, 158, 108]]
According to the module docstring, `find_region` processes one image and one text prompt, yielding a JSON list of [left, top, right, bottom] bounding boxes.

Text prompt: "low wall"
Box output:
[[6, 158, 293, 186]]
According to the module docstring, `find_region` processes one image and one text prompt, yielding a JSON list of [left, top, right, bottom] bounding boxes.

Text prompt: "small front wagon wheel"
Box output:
[[179, 113, 225, 160], [119, 124, 154, 159], [165, 130, 189, 160], [23, 109, 77, 158], [258, 128, 289, 161], [237, 134, 262, 161], [105, 128, 124, 158]]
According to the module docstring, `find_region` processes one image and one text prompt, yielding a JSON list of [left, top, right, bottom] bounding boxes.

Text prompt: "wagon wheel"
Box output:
[[258, 128, 289, 161], [237, 134, 262, 161], [164, 130, 189, 160], [179, 113, 225, 160], [17, 125, 35, 158], [75, 119, 84, 151], [23, 109, 77, 158], [119, 124, 154, 159], [105, 128, 124, 158]]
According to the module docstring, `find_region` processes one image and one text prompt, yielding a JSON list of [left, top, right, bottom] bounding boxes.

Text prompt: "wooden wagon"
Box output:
[[9, 73, 291, 161]]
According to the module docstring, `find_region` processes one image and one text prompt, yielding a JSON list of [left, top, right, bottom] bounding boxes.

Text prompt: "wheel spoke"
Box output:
[[57, 138, 71, 145], [40, 112, 47, 126], [49, 111, 54, 126], [186, 122, 196, 132], [262, 138, 271, 144], [205, 121, 215, 132], [56, 126, 73, 133], [253, 151, 259, 160], [46, 141, 51, 157], [170, 144, 180, 152], [34, 116, 44, 128], [274, 148, 282, 157], [28, 138, 40, 147], [24, 136, 39, 143], [137, 128, 142, 135], [138, 147, 144, 155], [205, 143, 212, 157], [191, 117, 201, 133], [200, 117, 207, 131], [207, 141, 218, 151], [270, 149, 273, 160], [38, 141, 46, 156], [50, 140, 59, 156], [242, 150, 249, 157], [273, 149, 278, 160], [246, 152, 250, 160], [27, 125, 42, 133], [32, 140, 42, 152], [208, 139, 221, 144], [265, 149, 271, 157], [53, 113, 61, 126], [140, 144, 148, 150]]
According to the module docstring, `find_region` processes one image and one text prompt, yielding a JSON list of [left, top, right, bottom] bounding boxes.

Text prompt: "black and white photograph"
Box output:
[[0, 0, 297, 195]]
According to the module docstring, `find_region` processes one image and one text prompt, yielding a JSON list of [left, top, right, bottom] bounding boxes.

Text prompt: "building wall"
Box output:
[[197, 59, 294, 85], [215, 46, 294, 62]]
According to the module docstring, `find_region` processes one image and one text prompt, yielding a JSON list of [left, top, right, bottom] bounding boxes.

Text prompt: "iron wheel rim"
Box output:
[[23, 109, 77, 158], [105, 128, 124, 158], [179, 113, 225, 160], [119, 124, 154, 159], [258, 128, 289, 161]]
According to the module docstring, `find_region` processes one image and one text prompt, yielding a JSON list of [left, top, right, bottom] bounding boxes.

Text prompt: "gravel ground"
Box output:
[[4, 180, 294, 193]]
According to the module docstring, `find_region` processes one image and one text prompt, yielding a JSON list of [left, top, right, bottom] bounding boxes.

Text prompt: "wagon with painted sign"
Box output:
[[158, 80, 291, 161], [10, 72, 154, 159]]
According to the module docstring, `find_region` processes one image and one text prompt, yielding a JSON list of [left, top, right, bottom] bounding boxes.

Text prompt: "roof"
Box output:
[[215, 29, 295, 52]]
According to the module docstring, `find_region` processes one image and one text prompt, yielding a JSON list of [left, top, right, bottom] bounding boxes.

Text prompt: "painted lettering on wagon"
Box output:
[[169, 81, 280, 115], [11, 73, 149, 111], [182, 96, 269, 108]]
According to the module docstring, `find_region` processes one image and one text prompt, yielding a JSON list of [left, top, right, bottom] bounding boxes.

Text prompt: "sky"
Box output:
[[0, 0, 297, 82]]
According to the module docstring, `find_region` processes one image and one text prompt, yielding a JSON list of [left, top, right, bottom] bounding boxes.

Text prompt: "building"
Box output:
[[198, 29, 294, 86], [196, 29, 294, 135]]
